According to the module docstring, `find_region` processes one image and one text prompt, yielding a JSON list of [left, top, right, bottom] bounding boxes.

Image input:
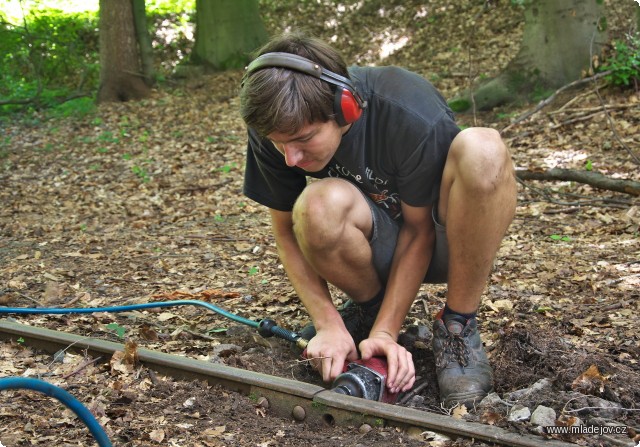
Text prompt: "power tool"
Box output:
[[332, 356, 399, 404], [296, 338, 398, 404]]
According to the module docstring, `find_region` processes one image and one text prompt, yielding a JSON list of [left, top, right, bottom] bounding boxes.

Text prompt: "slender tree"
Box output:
[[132, 0, 155, 86], [97, 0, 150, 103], [192, 0, 268, 70], [453, 0, 607, 111]]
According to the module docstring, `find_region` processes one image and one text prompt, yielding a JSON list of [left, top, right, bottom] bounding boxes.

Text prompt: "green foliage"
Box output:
[[0, 6, 100, 114], [106, 322, 126, 338], [47, 97, 96, 119], [1, 0, 197, 118], [448, 98, 471, 113], [585, 159, 593, 171], [601, 35, 640, 87], [218, 163, 237, 173], [146, 0, 195, 15], [536, 306, 554, 313], [131, 165, 151, 183]]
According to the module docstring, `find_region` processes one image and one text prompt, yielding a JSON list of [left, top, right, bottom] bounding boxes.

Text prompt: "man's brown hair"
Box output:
[[240, 32, 349, 136]]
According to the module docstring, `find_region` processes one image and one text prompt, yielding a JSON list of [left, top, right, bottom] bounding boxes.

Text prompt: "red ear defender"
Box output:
[[246, 53, 367, 126], [335, 87, 362, 126]]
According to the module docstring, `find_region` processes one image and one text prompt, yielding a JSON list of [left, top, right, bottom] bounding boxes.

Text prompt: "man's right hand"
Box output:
[[305, 326, 359, 383]]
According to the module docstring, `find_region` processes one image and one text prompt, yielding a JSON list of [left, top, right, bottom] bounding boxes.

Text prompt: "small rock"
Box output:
[[531, 405, 556, 427], [405, 426, 423, 439], [507, 378, 553, 401], [508, 404, 531, 422], [478, 392, 504, 408], [359, 424, 372, 434]]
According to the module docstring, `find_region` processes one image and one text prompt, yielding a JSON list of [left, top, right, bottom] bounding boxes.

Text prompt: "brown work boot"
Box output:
[[432, 310, 494, 409]]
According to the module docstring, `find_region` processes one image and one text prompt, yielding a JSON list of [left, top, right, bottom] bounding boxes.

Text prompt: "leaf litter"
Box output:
[[0, 0, 639, 446]]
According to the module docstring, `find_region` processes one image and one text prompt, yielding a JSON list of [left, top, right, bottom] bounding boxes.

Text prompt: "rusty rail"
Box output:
[[0, 319, 575, 447]]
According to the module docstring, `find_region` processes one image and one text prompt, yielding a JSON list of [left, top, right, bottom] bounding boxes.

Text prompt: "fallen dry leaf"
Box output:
[[451, 404, 468, 419], [123, 340, 139, 365], [149, 428, 165, 442], [571, 364, 608, 394]]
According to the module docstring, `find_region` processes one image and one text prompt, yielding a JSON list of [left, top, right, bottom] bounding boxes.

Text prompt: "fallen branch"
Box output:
[[549, 110, 606, 129], [548, 103, 637, 115], [516, 168, 640, 196], [517, 180, 632, 209], [502, 70, 612, 132], [62, 356, 103, 379]]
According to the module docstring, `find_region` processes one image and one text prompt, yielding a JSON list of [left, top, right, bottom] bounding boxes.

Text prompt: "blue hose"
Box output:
[[0, 300, 260, 328], [0, 302, 301, 445], [0, 377, 112, 446]]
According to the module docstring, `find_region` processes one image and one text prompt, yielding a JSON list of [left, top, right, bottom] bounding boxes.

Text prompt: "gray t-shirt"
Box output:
[[243, 66, 461, 220]]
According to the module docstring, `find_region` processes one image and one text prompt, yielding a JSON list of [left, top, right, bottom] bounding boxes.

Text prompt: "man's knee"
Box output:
[[447, 127, 515, 194], [292, 178, 355, 249]]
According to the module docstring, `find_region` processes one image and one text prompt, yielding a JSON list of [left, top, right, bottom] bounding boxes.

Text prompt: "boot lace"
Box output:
[[436, 332, 470, 369]]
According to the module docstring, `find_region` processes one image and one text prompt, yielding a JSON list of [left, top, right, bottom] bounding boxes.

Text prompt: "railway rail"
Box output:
[[0, 319, 576, 447]]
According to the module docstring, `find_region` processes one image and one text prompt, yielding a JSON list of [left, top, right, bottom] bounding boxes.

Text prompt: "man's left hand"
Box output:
[[358, 331, 415, 394]]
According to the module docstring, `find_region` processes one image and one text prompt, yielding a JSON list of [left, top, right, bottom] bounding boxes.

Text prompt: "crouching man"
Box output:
[[238, 32, 516, 407]]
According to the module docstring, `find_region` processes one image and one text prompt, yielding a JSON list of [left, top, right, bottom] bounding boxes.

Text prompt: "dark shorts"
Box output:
[[363, 193, 449, 285]]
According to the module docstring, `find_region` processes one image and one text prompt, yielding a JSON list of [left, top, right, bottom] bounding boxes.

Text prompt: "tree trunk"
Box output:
[[191, 0, 268, 70], [451, 0, 607, 112], [97, 0, 150, 103], [132, 0, 155, 87]]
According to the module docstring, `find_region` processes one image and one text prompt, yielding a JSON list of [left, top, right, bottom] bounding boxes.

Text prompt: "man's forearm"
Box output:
[[270, 210, 342, 331], [371, 220, 434, 340]]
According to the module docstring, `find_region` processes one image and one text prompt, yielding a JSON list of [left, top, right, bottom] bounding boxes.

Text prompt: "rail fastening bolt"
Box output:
[[292, 405, 306, 421]]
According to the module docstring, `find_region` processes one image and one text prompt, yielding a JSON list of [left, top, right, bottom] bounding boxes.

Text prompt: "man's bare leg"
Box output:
[[292, 178, 382, 302], [434, 127, 517, 407], [438, 127, 517, 313]]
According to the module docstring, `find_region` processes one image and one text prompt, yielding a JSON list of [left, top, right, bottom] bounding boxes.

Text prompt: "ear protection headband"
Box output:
[[245, 52, 367, 126]]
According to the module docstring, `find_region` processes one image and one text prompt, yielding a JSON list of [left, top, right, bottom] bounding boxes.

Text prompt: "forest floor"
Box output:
[[0, 1, 639, 446]]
